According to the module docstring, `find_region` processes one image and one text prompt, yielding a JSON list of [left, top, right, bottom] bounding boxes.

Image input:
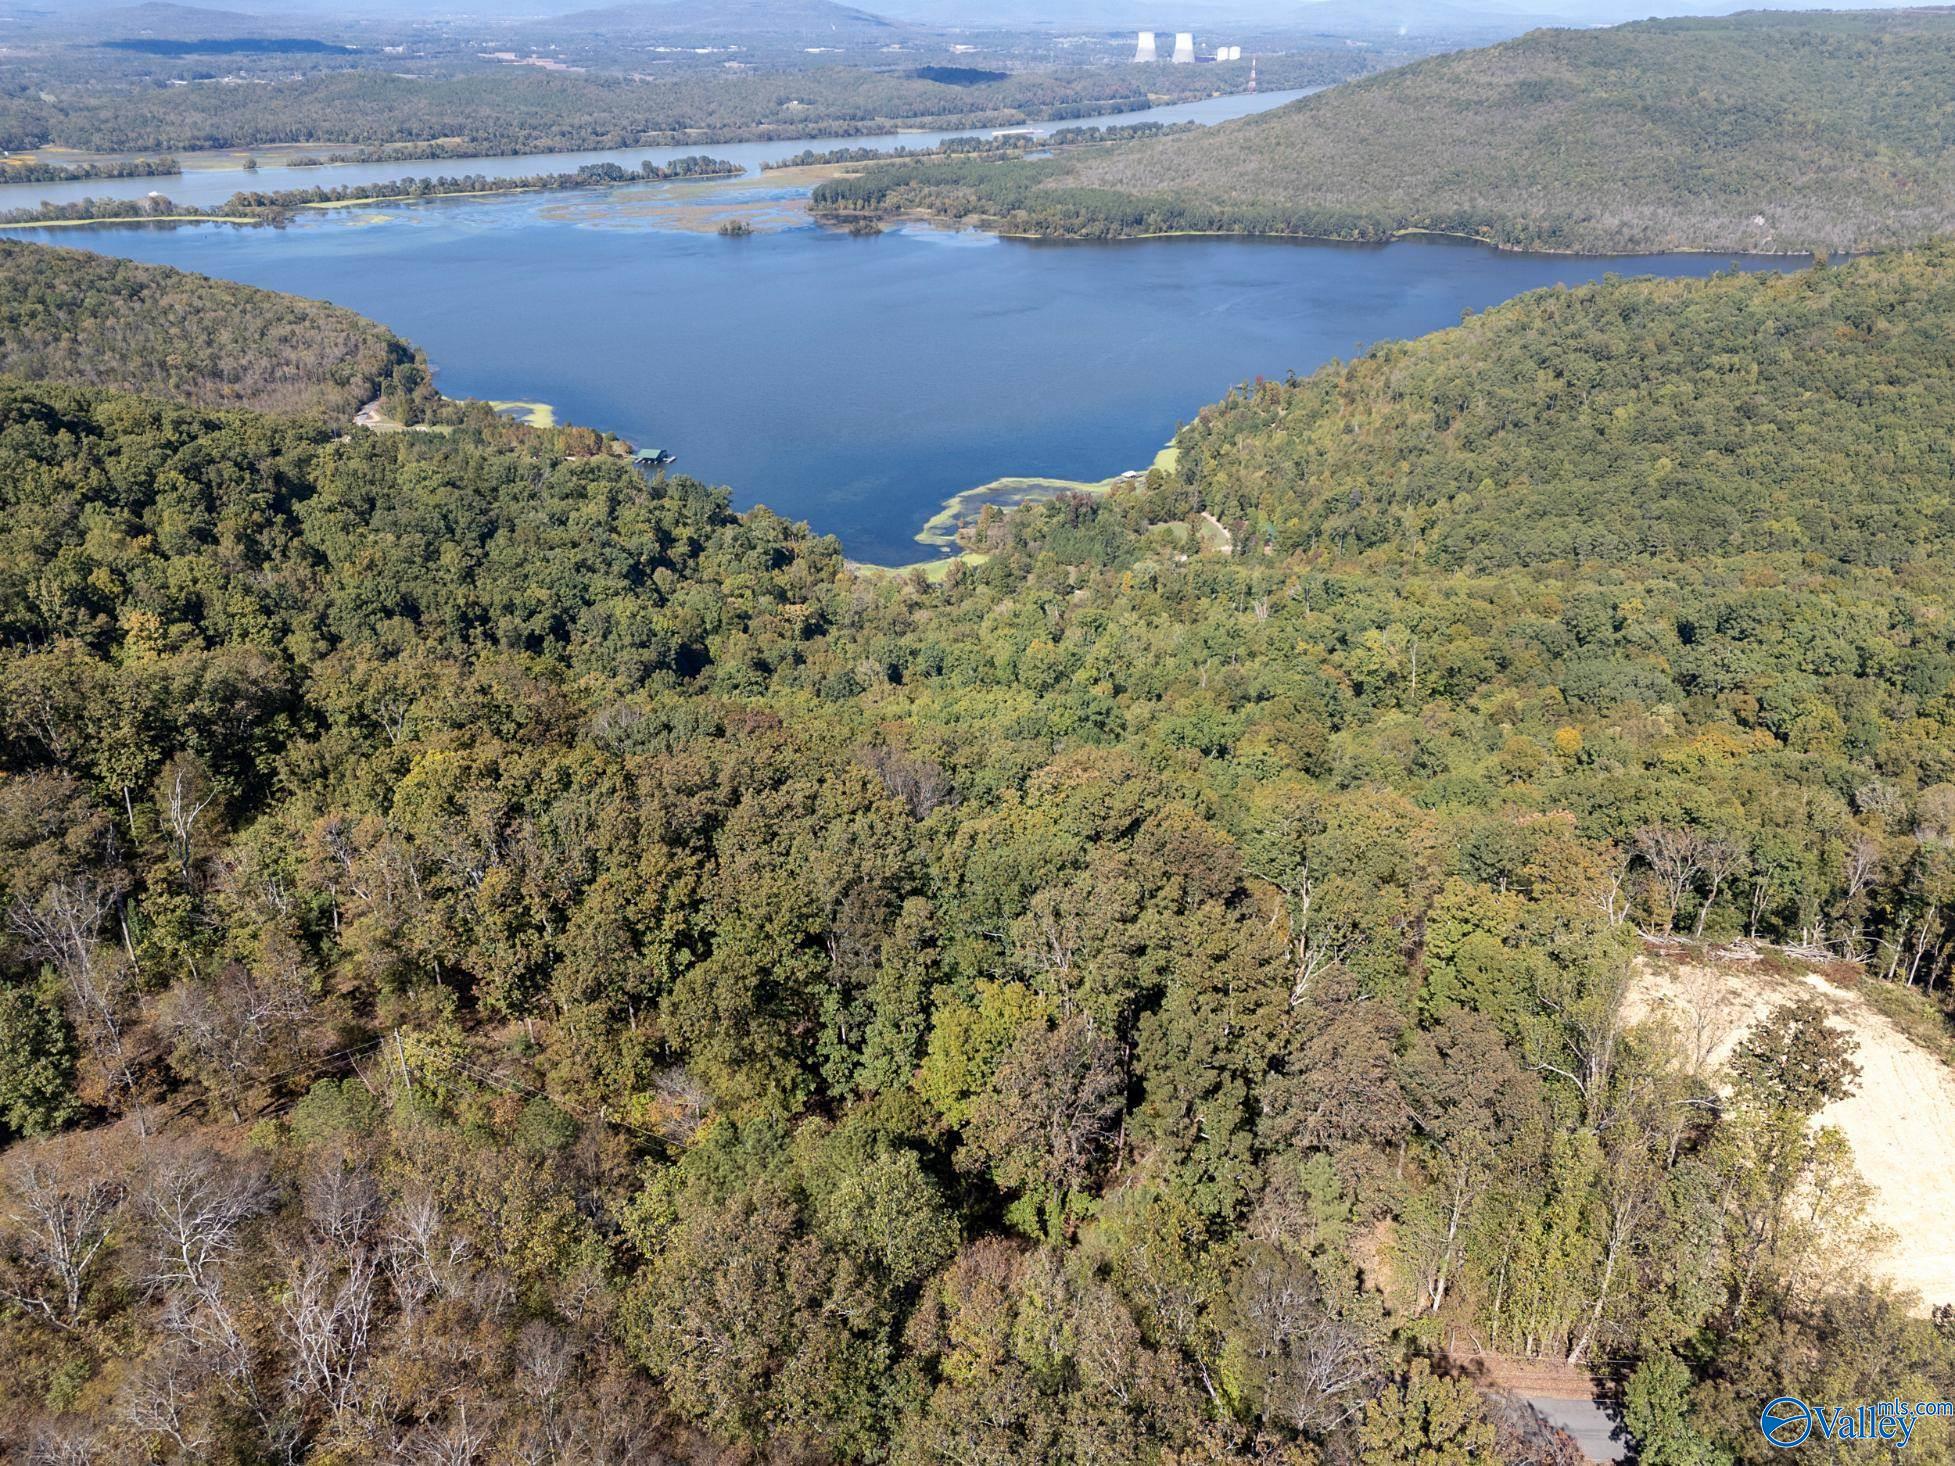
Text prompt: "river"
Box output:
[[0, 90, 1801, 565], [0, 90, 1316, 213]]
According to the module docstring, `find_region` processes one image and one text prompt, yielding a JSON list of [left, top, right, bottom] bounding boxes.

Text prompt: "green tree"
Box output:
[[1624, 1353, 1728, 1466], [0, 978, 77, 1138], [1359, 1361, 1498, 1466]]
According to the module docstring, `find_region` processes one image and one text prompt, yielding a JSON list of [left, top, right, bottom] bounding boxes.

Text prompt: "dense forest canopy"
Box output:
[[0, 241, 428, 418], [1172, 250, 1955, 569], [1, 237, 1953, 1461], [814, 10, 1955, 254]]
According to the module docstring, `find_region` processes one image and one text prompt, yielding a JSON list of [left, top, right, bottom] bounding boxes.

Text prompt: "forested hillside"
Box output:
[[1175, 248, 1955, 567], [0, 51, 1374, 157], [0, 242, 429, 418], [2, 241, 1954, 1460], [816, 10, 1955, 254]]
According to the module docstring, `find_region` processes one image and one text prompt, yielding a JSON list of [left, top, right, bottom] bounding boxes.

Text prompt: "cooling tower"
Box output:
[[1133, 30, 1158, 62], [1171, 31, 1195, 63]]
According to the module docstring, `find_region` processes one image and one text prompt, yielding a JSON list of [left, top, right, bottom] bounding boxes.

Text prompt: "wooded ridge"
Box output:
[[815, 11, 1955, 255]]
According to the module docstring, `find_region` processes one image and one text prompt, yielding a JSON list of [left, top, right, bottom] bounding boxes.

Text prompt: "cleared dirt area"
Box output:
[[1626, 950, 1955, 1309], [1468, 1357, 1626, 1464]]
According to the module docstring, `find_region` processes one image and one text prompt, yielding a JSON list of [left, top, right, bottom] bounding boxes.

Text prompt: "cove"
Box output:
[[1, 96, 1802, 565]]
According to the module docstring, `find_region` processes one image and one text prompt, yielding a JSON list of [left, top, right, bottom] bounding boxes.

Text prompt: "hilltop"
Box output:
[[0, 241, 430, 419], [1168, 246, 1955, 569], [818, 9, 1955, 254]]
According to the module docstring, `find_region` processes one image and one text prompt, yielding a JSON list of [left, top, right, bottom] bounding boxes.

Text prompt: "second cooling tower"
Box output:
[[1171, 32, 1195, 63]]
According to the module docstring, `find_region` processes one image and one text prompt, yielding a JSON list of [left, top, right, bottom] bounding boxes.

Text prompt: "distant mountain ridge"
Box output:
[[538, 0, 903, 38], [851, 0, 1926, 31], [84, 1, 268, 28], [63, 0, 258, 15], [30, 1, 322, 40]]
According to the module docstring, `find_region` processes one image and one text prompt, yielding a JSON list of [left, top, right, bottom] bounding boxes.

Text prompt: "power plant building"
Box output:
[[1137, 29, 1230, 64]]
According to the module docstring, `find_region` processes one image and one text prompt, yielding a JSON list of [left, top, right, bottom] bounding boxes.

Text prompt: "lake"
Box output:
[[1, 92, 1801, 565]]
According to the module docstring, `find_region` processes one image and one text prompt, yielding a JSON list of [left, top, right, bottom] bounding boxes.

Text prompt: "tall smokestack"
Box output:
[[1133, 30, 1157, 62], [1171, 31, 1195, 63]]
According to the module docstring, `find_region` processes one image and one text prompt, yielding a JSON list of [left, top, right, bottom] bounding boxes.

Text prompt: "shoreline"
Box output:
[[847, 210, 1820, 260], [0, 170, 744, 234], [853, 441, 1182, 580], [2, 213, 258, 229]]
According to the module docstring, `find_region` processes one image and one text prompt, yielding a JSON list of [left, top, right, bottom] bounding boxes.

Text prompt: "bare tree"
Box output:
[[157, 752, 217, 889], [22, 1424, 104, 1466], [859, 744, 954, 819], [0, 1150, 125, 1330], [401, 1401, 496, 1466], [509, 1319, 574, 1461], [1840, 833, 1884, 957], [158, 958, 311, 1120], [143, 1157, 275, 1438], [1635, 825, 1705, 934], [1842, 836, 1882, 904], [969, 1013, 1124, 1200], [1279, 860, 1361, 1006], [120, 1343, 218, 1460], [9, 876, 145, 1130], [1568, 1121, 1663, 1365], [136, 1146, 272, 1299], [384, 1184, 470, 1321], [1854, 779, 1905, 828], [1232, 1249, 1384, 1434], [303, 1158, 382, 1251], [1586, 843, 1633, 928], [280, 1246, 378, 1421], [1692, 835, 1750, 939]]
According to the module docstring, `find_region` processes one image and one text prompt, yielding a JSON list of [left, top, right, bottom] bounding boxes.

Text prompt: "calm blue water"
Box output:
[[1, 92, 1800, 563]]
